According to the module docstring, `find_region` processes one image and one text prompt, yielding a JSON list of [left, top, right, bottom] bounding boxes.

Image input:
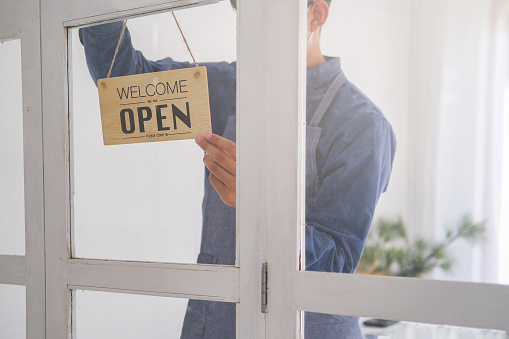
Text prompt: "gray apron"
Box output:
[[306, 71, 347, 206], [182, 71, 361, 338], [304, 72, 362, 339]]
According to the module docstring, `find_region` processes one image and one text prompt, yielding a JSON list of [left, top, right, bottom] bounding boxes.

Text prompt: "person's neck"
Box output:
[[307, 40, 326, 69]]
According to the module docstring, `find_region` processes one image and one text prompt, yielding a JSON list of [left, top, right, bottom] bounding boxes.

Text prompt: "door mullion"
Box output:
[[41, 0, 72, 335], [62, 0, 218, 27], [21, 0, 46, 337], [66, 259, 239, 302], [294, 271, 509, 332], [235, 0, 269, 336], [261, 0, 306, 337]]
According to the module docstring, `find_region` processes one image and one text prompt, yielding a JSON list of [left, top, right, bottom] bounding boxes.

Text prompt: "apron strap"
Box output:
[[309, 71, 347, 127]]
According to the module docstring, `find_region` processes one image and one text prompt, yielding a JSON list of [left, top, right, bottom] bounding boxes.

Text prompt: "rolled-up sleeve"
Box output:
[[79, 21, 193, 83]]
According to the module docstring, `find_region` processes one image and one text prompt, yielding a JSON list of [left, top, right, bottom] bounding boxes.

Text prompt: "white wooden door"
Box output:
[[0, 0, 45, 337], [40, 0, 264, 338], [256, 0, 509, 338], [0, 0, 265, 337]]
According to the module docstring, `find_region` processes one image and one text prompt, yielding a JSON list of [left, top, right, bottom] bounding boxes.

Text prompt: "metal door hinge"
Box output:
[[261, 262, 268, 313]]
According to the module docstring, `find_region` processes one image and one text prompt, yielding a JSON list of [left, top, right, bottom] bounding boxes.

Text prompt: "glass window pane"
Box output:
[[301, 0, 397, 277], [0, 39, 25, 255], [300, 311, 507, 339], [71, 1, 236, 264], [75, 290, 235, 338], [0, 284, 26, 339], [501, 87, 509, 285], [302, 0, 507, 285]]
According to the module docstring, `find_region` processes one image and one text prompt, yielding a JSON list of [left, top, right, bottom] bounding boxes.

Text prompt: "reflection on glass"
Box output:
[[0, 284, 26, 339], [306, 0, 509, 284], [300, 311, 507, 339], [0, 39, 25, 255], [71, 1, 236, 264], [75, 290, 234, 339]]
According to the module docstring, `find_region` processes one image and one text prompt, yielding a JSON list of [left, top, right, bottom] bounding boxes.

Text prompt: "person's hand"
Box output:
[[195, 133, 237, 208]]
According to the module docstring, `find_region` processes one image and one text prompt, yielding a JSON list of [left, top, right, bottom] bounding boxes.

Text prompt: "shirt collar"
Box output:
[[306, 57, 342, 93]]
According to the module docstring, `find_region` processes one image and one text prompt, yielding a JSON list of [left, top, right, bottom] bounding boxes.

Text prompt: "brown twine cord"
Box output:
[[172, 12, 199, 68], [107, 13, 199, 78], [107, 19, 128, 78]]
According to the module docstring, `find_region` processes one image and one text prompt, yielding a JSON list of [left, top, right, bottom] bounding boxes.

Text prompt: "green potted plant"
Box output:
[[358, 215, 485, 328], [358, 214, 486, 277]]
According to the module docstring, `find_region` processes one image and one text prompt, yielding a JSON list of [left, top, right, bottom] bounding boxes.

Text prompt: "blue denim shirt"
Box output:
[[304, 60, 396, 272], [80, 22, 396, 338]]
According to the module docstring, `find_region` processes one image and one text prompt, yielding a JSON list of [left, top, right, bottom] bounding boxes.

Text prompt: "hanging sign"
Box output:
[[97, 66, 211, 145]]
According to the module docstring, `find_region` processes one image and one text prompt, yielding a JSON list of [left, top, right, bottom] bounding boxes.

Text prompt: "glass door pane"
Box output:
[[303, 0, 508, 287], [70, 1, 237, 264], [0, 284, 26, 339], [75, 290, 235, 338], [301, 0, 397, 279], [0, 38, 25, 255]]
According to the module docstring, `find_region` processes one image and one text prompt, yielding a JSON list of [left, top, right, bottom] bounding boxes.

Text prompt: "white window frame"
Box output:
[[0, 0, 45, 338], [0, 0, 508, 337], [41, 0, 262, 338]]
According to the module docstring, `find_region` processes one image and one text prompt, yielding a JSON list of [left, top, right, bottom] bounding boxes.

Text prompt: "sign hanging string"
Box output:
[[107, 19, 128, 79], [171, 12, 199, 68], [107, 12, 199, 79]]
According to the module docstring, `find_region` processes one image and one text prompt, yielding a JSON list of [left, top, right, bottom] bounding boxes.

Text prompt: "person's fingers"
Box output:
[[209, 173, 236, 208], [203, 154, 236, 190], [196, 134, 237, 208], [204, 133, 236, 160], [195, 135, 236, 176]]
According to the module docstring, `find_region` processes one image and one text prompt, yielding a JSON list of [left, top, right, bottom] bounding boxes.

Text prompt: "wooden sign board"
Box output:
[[97, 66, 211, 145]]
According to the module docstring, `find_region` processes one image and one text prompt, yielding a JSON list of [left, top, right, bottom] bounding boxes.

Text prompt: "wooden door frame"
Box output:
[[0, 0, 45, 338]]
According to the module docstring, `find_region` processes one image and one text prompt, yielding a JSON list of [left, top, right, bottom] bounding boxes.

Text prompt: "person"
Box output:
[[79, 0, 396, 337]]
